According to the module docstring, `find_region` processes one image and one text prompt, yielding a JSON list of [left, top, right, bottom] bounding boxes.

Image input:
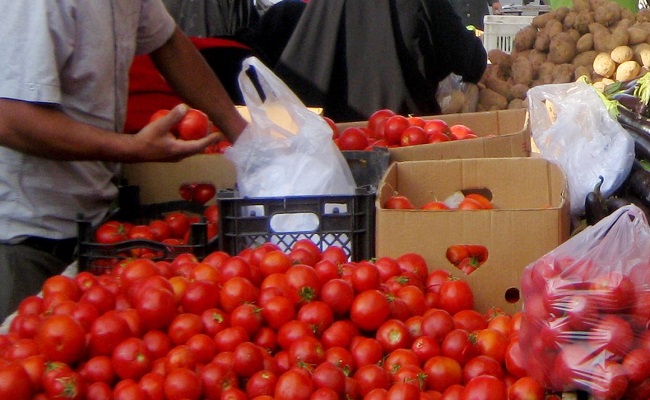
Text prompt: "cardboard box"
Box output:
[[375, 157, 570, 313], [337, 108, 531, 162], [121, 154, 236, 204]]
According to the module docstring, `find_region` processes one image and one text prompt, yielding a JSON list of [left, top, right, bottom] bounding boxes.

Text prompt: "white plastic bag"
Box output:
[[527, 81, 634, 216], [225, 57, 357, 198]]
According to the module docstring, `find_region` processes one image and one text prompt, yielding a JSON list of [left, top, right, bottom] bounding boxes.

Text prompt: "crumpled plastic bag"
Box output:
[[527, 81, 634, 216]]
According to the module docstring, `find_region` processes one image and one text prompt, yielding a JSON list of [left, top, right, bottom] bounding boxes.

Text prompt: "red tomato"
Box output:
[[423, 356, 462, 393], [199, 362, 238, 399], [338, 127, 369, 151], [164, 211, 191, 239], [285, 264, 322, 304], [350, 261, 381, 292], [220, 276, 258, 313], [387, 381, 421, 400], [350, 289, 391, 332], [475, 328, 507, 364], [297, 301, 334, 336], [350, 336, 384, 368], [78, 355, 116, 385], [232, 341, 265, 378], [94, 221, 129, 244], [421, 308, 455, 343], [453, 309, 487, 332], [441, 328, 480, 366], [384, 195, 414, 209], [288, 336, 325, 366], [461, 375, 507, 400], [86, 381, 113, 400], [42, 274, 80, 302], [0, 362, 33, 400], [246, 369, 278, 398], [177, 108, 210, 141], [423, 119, 450, 137], [323, 116, 340, 140], [168, 313, 204, 346], [181, 279, 220, 315], [462, 355, 503, 384], [507, 376, 545, 400], [111, 337, 151, 381], [449, 124, 477, 140], [400, 125, 428, 146], [36, 314, 86, 365], [274, 369, 314, 400], [259, 250, 293, 276], [376, 319, 412, 353], [312, 361, 347, 395], [204, 204, 220, 224], [383, 115, 410, 145], [422, 200, 451, 210], [191, 183, 216, 205], [321, 320, 359, 350], [134, 286, 178, 332], [368, 109, 396, 137], [411, 335, 441, 364], [438, 279, 474, 315], [354, 364, 391, 397], [320, 279, 355, 317], [427, 131, 451, 143], [396, 253, 428, 281], [163, 367, 202, 400]]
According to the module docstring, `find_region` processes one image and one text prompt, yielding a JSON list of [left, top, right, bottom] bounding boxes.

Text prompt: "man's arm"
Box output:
[[0, 100, 218, 162], [150, 27, 248, 143]]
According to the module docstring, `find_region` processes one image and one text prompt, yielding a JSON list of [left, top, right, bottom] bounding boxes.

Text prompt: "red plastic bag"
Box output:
[[520, 205, 650, 400]]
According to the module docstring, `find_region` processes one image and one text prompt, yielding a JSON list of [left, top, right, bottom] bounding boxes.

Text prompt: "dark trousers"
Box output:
[[0, 239, 76, 322]]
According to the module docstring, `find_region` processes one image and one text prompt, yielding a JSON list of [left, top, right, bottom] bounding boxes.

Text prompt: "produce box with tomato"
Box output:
[[375, 157, 571, 313], [77, 184, 221, 273], [335, 108, 531, 162]]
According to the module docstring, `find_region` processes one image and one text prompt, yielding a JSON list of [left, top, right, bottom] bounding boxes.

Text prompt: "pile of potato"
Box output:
[[477, 0, 650, 111]]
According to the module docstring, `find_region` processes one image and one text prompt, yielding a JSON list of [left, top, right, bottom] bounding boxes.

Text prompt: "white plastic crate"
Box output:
[[483, 15, 535, 54]]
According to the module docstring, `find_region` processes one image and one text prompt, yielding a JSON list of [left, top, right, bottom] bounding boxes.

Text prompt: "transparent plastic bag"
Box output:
[[225, 57, 357, 198], [519, 205, 650, 399], [527, 82, 635, 216], [436, 73, 479, 114]]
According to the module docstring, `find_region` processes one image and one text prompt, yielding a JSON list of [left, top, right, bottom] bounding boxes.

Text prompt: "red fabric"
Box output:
[[123, 37, 252, 134]]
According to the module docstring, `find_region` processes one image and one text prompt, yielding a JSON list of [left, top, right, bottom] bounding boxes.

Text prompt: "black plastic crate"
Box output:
[[217, 186, 376, 262], [77, 185, 218, 274], [342, 147, 390, 189]]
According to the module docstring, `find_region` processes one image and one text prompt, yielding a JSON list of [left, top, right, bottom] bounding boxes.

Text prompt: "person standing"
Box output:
[[274, 0, 488, 122], [0, 1, 248, 321]]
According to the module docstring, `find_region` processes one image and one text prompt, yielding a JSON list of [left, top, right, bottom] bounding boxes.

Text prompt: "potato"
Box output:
[[573, 10, 595, 35], [564, 11, 577, 30], [611, 45, 634, 63], [552, 63, 575, 83], [478, 88, 509, 111], [485, 75, 512, 99], [548, 32, 577, 64], [487, 49, 512, 68], [534, 32, 551, 52], [633, 42, 650, 67], [532, 12, 557, 29], [609, 26, 631, 50], [513, 26, 538, 52], [591, 24, 612, 52], [576, 33, 594, 52], [615, 60, 641, 81], [509, 83, 530, 100], [594, 2, 621, 26], [508, 99, 525, 109], [572, 50, 598, 67], [574, 65, 593, 81], [621, 8, 635, 23], [441, 90, 465, 114], [545, 19, 564, 37], [537, 62, 557, 84], [572, 0, 591, 12], [511, 56, 534, 86], [593, 52, 617, 77], [628, 27, 648, 45], [527, 49, 548, 72], [637, 8, 650, 23], [555, 7, 571, 22]]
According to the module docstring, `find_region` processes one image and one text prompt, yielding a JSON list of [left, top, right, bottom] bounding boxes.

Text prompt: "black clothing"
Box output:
[[274, 0, 487, 122]]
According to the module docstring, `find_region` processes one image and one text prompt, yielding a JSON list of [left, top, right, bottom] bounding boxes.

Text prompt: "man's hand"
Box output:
[[132, 103, 220, 162]]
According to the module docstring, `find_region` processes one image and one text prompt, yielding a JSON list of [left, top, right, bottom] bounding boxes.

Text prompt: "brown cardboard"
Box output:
[[121, 154, 236, 204], [375, 157, 570, 314], [337, 108, 531, 162]]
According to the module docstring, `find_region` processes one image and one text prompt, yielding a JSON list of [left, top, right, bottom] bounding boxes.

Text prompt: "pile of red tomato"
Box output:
[[329, 109, 479, 151], [0, 242, 554, 400]]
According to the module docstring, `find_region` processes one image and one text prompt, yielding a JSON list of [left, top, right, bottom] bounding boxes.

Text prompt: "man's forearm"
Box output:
[[150, 27, 248, 143]]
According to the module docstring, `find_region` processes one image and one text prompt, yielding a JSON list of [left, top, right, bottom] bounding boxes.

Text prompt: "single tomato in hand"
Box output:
[[177, 109, 211, 141]]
